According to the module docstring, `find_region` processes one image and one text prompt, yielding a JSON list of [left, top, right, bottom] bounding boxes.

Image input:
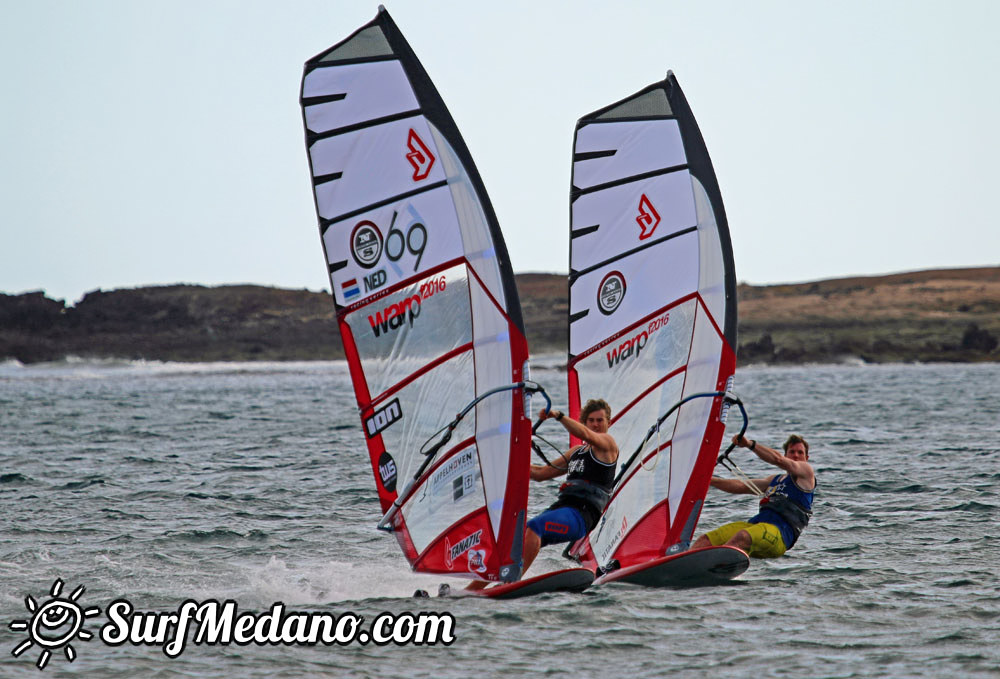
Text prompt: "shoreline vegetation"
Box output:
[[2, 267, 998, 365]]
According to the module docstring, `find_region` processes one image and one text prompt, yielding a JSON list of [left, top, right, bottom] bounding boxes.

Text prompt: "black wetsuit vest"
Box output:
[[550, 445, 617, 531]]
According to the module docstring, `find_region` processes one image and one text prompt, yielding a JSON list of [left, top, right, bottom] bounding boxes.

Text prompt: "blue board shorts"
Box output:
[[527, 506, 588, 546]]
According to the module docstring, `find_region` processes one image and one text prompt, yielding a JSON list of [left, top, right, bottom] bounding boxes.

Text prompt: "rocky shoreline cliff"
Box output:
[[2, 268, 997, 365]]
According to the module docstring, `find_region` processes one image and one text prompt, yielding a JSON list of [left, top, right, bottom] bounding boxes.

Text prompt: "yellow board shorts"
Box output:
[[704, 521, 788, 558]]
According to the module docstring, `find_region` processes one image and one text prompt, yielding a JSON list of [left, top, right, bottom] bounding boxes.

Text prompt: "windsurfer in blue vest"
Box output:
[[691, 434, 815, 558], [465, 398, 619, 591]]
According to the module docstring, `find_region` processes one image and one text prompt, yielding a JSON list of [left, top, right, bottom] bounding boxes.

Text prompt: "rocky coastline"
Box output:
[[2, 268, 997, 365]]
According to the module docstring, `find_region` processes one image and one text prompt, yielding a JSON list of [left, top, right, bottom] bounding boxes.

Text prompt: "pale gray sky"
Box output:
[[3, 1, 997, 303]]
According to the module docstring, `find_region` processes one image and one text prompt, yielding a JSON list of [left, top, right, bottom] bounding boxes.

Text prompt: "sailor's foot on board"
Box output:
[[596, 559, 620, 577], [412, 584, 455, 598]]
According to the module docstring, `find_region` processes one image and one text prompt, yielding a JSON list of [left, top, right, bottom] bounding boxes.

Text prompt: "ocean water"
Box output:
[[1, 358, 998, 678]]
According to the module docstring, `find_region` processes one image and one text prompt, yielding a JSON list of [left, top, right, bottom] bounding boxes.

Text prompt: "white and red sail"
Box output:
[[300, 8, 531, 583], [566, 73, 738, 571]]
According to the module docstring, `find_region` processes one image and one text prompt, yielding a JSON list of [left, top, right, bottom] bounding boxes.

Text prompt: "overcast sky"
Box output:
[[3, 1, 998, 303]]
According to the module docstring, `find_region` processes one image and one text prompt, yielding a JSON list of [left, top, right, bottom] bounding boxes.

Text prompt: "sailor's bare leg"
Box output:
[[521, 528, 541, 574], [691, 534, 712, 550], [725, 529, 751, 552]]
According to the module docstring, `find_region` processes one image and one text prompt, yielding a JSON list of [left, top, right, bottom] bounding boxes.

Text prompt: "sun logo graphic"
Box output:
[[8, 578, 101, 670]]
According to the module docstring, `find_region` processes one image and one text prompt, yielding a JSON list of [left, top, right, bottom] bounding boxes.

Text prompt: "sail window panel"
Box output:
[[344, 265, 472, 401], [311, 117, 446, 222], [607, 372, 687, 485], [569, 232, 700, 356], [570, 170, 698, 273], [591, 459, 660, 566], [574, 298, 696, 432], [323, 187, 466, 307], [573, 120, 686, 190], [469, 276, 516, 540], [430, 127, 507, 307], [401, 442, 484, 555], [587, 374, 685, 565], [303, 61, 419, 134], [377, 353, 476, 487], [692, 177, 727, 327], [318, 25, 393, 62], [595, 89, 672, 120], [665, 305, 724, 523]]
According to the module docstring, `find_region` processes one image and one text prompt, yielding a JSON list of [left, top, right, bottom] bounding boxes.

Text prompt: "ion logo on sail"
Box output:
[[406, 129, 435, 181], [597, 271, 626, 315], [365, 398, 403, 438], [636, 194, 660, 240], [351, 221, 383, 269]]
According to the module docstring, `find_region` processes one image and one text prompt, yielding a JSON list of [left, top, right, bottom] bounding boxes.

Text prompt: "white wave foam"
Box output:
[[0, 358, 350, 381], [236, 556, 441, 606]]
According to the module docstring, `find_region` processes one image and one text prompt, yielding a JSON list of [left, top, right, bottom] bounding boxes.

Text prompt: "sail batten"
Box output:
[[567, 73, 737, 572], [300, 8, 530, 583]]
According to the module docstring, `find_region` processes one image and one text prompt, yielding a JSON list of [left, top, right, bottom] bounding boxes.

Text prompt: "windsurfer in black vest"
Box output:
[[465, 398, 619, 591], [692, 434, 815, 558]]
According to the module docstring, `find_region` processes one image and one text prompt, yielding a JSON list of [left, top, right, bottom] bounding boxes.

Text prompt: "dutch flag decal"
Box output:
[[341, 278, 360, 300]]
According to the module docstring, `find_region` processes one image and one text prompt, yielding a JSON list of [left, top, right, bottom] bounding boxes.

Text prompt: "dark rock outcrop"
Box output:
[[3, 267, 999, 364]]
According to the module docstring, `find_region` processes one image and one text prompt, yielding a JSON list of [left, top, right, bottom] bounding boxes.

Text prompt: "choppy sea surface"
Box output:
[[1, 358, 998, 678]]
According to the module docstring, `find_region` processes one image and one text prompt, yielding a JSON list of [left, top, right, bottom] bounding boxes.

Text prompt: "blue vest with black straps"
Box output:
[[749, 473, 815, 548]]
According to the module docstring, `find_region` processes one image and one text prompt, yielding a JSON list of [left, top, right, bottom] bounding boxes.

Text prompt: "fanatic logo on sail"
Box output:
[[406, 129, 435, 181], [636, 194, 660, 240]]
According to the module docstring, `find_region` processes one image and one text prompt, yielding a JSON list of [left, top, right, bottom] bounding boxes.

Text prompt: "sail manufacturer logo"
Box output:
[[597, 271, 626, 315], [444, 530, 482, 569], [598, 516, 629, 563], [406, 129, 435, 181], [606, 312, 669, 369], [606, 331, 648, 368], [636, 194, 660, 240], [368, 295, 421, 337]]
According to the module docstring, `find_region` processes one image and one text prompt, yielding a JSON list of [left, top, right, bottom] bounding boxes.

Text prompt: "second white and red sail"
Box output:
[[566, 73, 738, 572]]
